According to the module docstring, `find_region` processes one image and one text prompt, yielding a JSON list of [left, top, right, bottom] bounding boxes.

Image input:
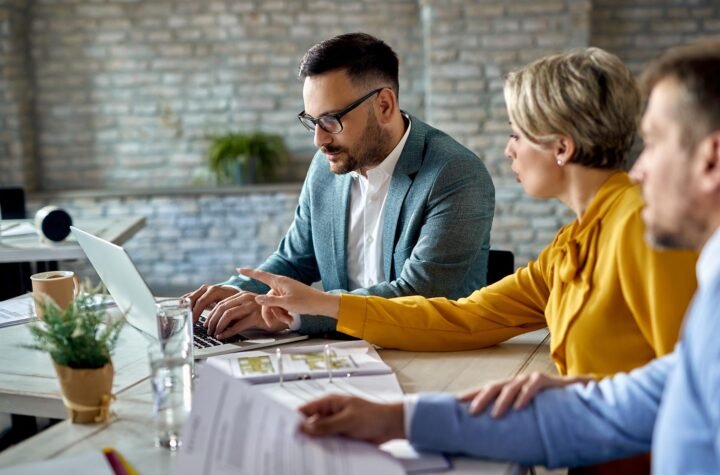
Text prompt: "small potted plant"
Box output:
[[207, 131, 289, 185], [22, 290, 124, 423]]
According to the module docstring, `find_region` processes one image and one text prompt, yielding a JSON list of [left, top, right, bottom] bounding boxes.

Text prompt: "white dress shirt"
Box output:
[[346, 119, 411, 291], [285, 118, 412, 331]]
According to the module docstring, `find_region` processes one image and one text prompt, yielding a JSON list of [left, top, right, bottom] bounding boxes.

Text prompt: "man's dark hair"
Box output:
[[298, 33, 400, 99], [641, 38, 720, 149]]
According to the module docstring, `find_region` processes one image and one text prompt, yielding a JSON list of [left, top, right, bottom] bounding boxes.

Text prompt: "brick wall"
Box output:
[[27, 187, 300, 295], [422, 0, 589, 263], [5, 0, 720, 280], [29, 0, 424, 189], [0, 0, 35, 190], [591, 0, 720, 75]]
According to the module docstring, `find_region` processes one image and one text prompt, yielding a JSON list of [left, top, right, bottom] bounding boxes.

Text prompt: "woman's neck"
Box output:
[[558, 166, 619, 223]]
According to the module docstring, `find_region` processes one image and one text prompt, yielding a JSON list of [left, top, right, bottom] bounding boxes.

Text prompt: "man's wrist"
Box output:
[[385, 402, 406, 440]]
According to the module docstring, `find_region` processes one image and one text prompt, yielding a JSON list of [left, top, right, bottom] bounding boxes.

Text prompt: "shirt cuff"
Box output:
[[403, 394, 420, 438], [288, 312, 301, 331]]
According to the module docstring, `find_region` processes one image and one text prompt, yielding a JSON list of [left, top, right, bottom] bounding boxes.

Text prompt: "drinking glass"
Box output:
[[156, 298, 194, 373], [147, 341, 193, 451]]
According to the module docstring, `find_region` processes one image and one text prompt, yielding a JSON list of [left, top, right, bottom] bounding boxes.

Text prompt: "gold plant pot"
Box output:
[[53, 362, 114, 424]]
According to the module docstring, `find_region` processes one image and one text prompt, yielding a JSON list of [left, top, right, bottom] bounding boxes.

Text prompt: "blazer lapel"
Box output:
[[332, 174, 352, 289], [382, 115, 425, 278]]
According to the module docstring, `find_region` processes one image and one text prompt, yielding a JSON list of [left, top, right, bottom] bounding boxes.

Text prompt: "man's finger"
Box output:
[[216, 316, 256, 340], [214, 306, 251, 334], [298, 395, 344, 417], [210, 302, 250, 335], [302, 409, 354, 437], [187, 285, 206, 309], [192, 287, 218, 322]]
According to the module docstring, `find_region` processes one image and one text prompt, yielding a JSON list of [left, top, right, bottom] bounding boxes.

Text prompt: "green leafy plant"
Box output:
[[207, 132, 289, 185], [22, 290, 124, 369]]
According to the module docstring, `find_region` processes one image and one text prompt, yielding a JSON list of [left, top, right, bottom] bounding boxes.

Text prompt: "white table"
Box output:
[[0, 217, 145, 264], [0, 328, 553, 474], [0, 321, 153, 420]]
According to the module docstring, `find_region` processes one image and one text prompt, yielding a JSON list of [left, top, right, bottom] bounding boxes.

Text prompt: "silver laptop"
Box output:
[[70, 226, 307, 357]]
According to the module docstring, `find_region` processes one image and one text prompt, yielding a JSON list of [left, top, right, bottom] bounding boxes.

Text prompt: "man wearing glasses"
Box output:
[[187, 32, 495, 339]]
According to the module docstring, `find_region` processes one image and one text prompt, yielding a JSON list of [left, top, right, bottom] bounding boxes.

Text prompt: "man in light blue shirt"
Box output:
[[295, 39, 720, 473]]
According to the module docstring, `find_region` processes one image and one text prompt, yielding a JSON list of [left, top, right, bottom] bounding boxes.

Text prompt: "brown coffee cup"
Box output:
[[30, 271, 80, 318]]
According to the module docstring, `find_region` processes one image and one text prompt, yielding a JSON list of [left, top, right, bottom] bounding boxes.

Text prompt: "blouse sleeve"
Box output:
[[616, 209, 698, 356], [335, 243, 555, 351]]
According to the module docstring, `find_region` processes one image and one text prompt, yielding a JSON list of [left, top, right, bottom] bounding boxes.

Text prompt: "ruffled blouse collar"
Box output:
[[546, 172, 633, 373]]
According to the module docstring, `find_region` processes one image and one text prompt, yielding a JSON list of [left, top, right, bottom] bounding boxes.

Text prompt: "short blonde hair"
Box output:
[[504, 47, 640, 169]]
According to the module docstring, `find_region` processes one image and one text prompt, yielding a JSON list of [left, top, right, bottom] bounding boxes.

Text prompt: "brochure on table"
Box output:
[[206, 340, 392, 383]]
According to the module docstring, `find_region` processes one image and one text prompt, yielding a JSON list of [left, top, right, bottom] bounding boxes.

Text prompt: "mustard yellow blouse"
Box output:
[[337, 173, 698, 377]]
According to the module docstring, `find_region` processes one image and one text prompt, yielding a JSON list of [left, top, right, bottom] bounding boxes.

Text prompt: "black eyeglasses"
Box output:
[[297, 88, 385, 134]]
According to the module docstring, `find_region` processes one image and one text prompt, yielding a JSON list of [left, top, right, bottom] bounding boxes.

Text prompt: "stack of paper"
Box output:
[[173, 364, 405, 475], [0, 294, 36, 329], [198, 341, 451, 474]]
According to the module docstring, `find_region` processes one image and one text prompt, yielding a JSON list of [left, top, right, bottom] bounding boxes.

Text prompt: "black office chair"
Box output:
[[487, 249, 515, 285], [0, 187, 34, 301], [0, 188, 46, 449]]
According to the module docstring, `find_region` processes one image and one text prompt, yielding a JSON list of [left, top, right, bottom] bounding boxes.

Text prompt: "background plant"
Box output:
[[22, 291, 124, 369], [207, 131, 289, 184]]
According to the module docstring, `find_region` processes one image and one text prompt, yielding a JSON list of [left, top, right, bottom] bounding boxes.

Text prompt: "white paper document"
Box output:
[[0, 293, 36, 328], [207, 340, 392, 383], [173, 364, 404, 475], [260, 373, 404, 408], [380, 439, 452, 474], [0, 221, 37, 238]]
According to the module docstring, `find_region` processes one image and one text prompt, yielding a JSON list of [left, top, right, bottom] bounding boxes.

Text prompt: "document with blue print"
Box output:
[[173, 363, 404, 475]]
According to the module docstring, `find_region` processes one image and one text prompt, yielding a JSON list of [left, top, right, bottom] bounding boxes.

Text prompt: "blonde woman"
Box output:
[[240, 48, 698, 472]]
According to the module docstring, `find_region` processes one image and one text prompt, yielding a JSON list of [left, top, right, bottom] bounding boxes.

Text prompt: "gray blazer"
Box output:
[[225, 115, 495, 334]]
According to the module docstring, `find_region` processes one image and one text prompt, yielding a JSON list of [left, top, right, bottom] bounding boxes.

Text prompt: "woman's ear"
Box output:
[[554, 136, 576, 166]]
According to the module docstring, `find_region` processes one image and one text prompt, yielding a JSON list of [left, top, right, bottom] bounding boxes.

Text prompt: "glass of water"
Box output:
[[156, 298, 194, 374], [148, 341, 193, 451]]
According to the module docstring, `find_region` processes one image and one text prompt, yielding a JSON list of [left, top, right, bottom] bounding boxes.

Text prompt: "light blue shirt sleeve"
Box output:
[[653, 275, 720, 474], [408, 353, 675, 468]]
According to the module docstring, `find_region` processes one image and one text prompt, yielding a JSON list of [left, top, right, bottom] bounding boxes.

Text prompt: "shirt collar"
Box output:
[[351, 115, 412, 181], [697, 226, 720, 288]]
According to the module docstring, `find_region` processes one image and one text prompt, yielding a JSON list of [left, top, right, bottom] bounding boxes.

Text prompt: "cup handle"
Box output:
[[73, 275, 81, 297]]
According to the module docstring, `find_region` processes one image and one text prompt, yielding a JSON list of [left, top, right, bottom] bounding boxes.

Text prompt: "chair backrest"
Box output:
[[487, 249, 514, 286], [0, 187, 30, 300], [0, 187, 27, 219]]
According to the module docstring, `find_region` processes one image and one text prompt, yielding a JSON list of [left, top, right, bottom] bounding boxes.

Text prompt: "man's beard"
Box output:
[[322, 111, 393, 175], [644, 206, 705, 251]]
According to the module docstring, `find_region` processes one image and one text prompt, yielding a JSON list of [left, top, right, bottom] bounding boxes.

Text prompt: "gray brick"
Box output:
[[6, 0, 719, 279]]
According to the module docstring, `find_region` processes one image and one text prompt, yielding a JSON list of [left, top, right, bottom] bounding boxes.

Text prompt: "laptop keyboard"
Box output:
[[193, 318, 247, 348]]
